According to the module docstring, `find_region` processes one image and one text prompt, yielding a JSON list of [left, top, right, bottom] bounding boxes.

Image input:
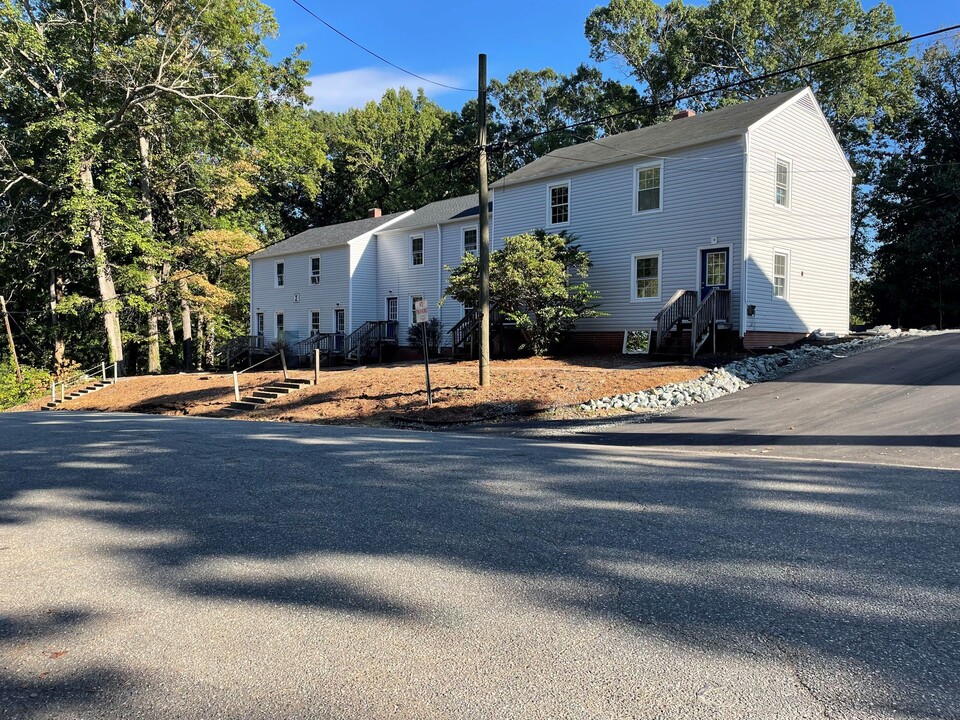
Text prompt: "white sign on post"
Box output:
[[414, 299, 429, 324]]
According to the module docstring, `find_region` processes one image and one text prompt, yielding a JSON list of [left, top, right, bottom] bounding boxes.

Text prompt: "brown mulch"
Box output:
[[13, 355, 708, 426]]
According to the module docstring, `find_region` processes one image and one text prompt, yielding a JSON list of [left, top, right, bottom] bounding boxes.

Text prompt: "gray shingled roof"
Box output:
[[389, 194, 490, 231], [253, 211, 411, 259], [496, 88, 808, 187]]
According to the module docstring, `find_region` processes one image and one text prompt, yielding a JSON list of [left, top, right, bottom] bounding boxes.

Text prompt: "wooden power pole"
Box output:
[[0, 295, 23, 383], [477, 53, 491, 387]]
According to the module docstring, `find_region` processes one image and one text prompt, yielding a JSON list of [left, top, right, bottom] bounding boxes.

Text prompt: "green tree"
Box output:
[[444, 231, 605, 355], [869, 41, 960, 329]]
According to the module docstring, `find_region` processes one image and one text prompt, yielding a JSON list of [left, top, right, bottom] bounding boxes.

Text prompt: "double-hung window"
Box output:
[[548, 183, 569, 225], [309, 256, 321, 285], [632, 253, 661, 301], [411, 295, 424, 323], [275, 260, 285, 288], [462, 227, 478, 257], [411, 236, 424, 267], [309, 310, 321, 336], [773, 251, 789, 298], [275, 312, 284, 340], [635, 162, 663, 213], [775, 158, 791, 207]]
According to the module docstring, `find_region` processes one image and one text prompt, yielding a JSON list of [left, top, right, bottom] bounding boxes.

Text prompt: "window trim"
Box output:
[[633, 160, 664, 216], [546, 180, 571, 227], [410, 234, 425, 268], [255, 312, 264, 337], [275, 311, 285, 340], [274, 259, 285, 288], [308, 309, 321, 336], [461, 225, 479, 258], [308, 255, 321, 286], [774, 156, 792, 209], [630, 250, 663, 303], [333, 307, 345, 335], [385, 296, 398, 322], [772, 249, 790, 300]]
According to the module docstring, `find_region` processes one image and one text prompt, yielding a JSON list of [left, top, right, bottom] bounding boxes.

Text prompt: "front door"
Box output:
[[333, 308, 345, 352], [700, 248, 729, 301], [386, 297, 398, 340]]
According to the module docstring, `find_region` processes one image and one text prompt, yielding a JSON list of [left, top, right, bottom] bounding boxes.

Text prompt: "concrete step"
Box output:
[[252, 391, 280, 400], [240, 396, 268, 404], [229, 401, 259, 411]]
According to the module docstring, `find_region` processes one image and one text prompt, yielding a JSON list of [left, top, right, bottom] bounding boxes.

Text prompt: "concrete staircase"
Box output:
[[42, 379, 115, 410], [225, 377, 312, 414]]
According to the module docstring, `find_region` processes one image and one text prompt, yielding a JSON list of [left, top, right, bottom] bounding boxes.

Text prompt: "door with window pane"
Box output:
[[333, 308, 345, 352], [386, 297, 398, 340], [699, 248, 729, 302]]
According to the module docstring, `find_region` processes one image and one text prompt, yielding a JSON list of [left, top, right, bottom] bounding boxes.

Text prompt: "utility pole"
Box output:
[[477, 53, 491, 387], [0, 295, 23, 384]]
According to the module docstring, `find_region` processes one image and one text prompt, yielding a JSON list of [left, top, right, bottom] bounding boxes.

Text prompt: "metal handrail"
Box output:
[[691, 289, 731, 358], [51, 360, 116, 404], [231, 351, 286, 402], [654, 290, 697, 352]]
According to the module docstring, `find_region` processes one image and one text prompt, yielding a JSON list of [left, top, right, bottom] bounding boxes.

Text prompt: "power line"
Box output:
[[287, 0, 472, 93], [498, 23, 960, 151]]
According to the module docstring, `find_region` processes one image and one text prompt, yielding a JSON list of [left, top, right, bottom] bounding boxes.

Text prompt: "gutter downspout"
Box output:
[[437, 222, 444, 346], [740, 132, 750, 340]]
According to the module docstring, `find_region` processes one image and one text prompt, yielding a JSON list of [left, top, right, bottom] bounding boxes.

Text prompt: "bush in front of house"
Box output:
[[407, 318, 444, 357]]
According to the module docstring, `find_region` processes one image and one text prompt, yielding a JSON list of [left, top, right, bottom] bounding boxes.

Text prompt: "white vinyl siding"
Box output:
[[492, 137, 744, 333], [745, 94, 851, 335], [547, 182, 570, 226], [376, 224, 439, 346], [634, 161, 663, 214], [632, 253, 661, 301]]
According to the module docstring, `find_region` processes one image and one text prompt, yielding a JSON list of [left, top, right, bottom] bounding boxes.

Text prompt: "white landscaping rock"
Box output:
[[578, 328, 948, 416]]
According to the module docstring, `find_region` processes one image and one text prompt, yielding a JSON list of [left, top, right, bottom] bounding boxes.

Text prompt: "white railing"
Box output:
[[51, 360, 117, 403], [231, 351, 287, 402]]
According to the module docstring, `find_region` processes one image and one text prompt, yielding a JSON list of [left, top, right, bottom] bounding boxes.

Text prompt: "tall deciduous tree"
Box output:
[[869, 41, 960, 329]]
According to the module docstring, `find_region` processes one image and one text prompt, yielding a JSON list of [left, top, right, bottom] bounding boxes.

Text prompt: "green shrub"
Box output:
[[0, 361, 52, 411], [407, 318, 444, 357]]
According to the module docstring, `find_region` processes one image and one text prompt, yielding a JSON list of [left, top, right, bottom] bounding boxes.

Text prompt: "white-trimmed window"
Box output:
[[773, 251, 789, 299], [634, 161, 663, 214], [632, 252, 661, 301], [548, 182, 570, 225], [462, 227, 478, 257], [309, 309, 321, 336], [275, 260, 285, 288], [411, 235, 424, 266], [775, 158, 791, 207], [256, 312, 264, 337], [275, 312, 284, 339], [386, 296, 398, 322], [309, 255, 321, 285]]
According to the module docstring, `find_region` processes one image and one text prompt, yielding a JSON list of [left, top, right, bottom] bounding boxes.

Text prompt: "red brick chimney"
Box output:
[[672, 109, 696, 120], [368, 208, 382, 218]]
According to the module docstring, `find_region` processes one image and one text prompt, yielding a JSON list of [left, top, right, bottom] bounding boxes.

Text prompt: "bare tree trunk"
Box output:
[[179, 279, 193, 371], [79, 159, 124, 371], [49, 269, 65, 372], [137, 132, 162, 374]]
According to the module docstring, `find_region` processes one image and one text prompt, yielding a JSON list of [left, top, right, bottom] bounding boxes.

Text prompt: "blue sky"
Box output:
[[263, 0, 959, 113]]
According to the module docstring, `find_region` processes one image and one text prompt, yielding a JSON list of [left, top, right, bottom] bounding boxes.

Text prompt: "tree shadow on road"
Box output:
[[1, 412, 958, 718]]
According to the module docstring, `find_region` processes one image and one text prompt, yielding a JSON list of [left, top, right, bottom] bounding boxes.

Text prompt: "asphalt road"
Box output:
[[1, 337, 958, 719], [495, 333, 960, 470]]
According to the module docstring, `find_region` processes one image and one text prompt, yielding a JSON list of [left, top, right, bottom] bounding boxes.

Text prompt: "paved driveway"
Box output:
[[1, 360, 958, 718]]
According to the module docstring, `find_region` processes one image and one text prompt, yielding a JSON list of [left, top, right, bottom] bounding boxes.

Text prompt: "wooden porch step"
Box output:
[[252, 391, 281, 400]]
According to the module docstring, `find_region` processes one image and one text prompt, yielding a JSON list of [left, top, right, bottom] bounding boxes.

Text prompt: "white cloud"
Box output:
[[306, 67, 464, 112]]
